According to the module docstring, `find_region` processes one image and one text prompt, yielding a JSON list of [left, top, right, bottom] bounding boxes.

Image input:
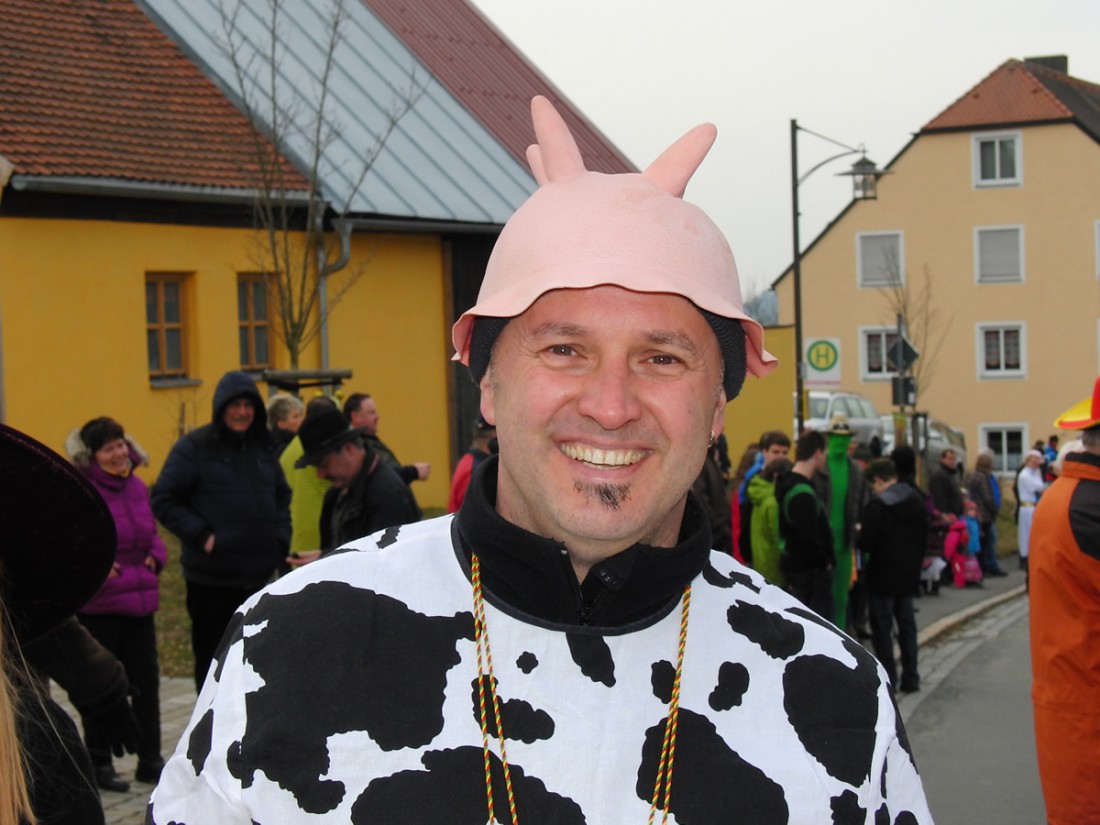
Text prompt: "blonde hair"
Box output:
[[266, 393, 305, 429], [0, 608, 35, 825]]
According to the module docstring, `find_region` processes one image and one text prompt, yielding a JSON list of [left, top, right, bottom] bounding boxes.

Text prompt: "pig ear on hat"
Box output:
[[526, 95, 587, 185], [644, 122, 718, 197], [527, 94, 718, 196]]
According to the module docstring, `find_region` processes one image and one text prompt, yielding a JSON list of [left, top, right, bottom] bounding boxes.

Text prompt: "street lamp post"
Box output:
[[790, 119, 886, 433]]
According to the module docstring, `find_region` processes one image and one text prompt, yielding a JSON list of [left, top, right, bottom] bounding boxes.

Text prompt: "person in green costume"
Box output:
[[821, 417, 867, 628], [747, 457, 792, 586]]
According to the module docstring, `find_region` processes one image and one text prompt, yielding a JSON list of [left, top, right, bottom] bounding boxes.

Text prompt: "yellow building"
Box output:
[[775, 56, 1100, 473], [0, 0, 633, 510]]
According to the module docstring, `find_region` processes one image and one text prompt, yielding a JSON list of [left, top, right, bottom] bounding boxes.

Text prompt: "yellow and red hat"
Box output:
[[1054, 376, 1100, 430]]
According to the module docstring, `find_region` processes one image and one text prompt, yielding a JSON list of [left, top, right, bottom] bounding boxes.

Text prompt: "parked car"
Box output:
[[798, 391, 884, 453], [922, 417, 968, 471], [879, 413, 968, 482]]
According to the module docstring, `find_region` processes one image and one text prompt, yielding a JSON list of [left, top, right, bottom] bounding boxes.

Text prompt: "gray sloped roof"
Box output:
[[138, 0, 536, 224]]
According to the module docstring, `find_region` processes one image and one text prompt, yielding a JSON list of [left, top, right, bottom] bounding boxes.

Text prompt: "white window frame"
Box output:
[[979, 422, 1028, 476], [976, 322, 1027, 379], [859, 326, 900, 381], [972, 131, 1022, 188], [974, 224, 1025, 284], [856, 231, 904, 288]]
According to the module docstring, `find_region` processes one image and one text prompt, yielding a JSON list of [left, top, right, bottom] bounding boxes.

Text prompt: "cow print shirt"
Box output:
[[150, 468, 932, 824]]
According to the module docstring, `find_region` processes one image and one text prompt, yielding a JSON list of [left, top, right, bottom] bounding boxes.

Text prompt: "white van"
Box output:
[[798, 391, 885, 453]]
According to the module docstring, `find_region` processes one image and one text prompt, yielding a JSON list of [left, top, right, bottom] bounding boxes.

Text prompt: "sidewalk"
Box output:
[[67, 564, 1027, 824]]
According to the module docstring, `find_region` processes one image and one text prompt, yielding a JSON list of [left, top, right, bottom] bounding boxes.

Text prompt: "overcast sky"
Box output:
[[468, 0, 1100, 297]]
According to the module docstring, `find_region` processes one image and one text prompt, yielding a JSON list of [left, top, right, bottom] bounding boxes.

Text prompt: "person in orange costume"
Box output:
[[1030, 375, 1100, 824]]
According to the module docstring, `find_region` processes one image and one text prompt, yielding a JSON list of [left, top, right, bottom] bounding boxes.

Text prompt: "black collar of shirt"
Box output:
[[454, 455, 713, 630]]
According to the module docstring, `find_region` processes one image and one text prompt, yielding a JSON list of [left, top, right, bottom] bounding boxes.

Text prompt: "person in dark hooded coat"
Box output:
[[858, 458, 928, 694], [152, 371, 291, 691]]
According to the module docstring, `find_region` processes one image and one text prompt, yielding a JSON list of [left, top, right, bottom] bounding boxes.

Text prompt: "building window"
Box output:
[[980, 424, 1025, 474], [861, 327, 900, 380], [977, 323, 1025, 378], [238, 274, 271, 370], [857, 232, 903, 288], [146, 274, 187, 378], [975, 226, 1024, 283], [973, 132, 1021, 187]]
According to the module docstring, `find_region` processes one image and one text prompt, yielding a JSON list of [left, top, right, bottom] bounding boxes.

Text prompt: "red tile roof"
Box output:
[[923, 59, 1100, 143], [0, 0, 305, 190], [363, 0, 636, 174]]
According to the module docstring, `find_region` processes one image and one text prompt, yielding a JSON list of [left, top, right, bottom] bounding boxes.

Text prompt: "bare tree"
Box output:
[[877, 257, 953, 407], [217, 0, 425, 368]]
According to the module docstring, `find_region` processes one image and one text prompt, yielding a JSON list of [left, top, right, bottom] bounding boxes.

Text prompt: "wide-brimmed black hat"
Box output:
[[0, 424, 116, 644], [295, 408, 364, 468]]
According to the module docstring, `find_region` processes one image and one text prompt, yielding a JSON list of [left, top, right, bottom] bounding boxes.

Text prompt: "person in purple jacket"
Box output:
[[66, 417, 167, 790]]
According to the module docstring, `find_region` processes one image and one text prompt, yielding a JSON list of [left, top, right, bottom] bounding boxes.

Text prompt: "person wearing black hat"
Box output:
[[295, 408, 421, 553], [151, 370, 291, 692]]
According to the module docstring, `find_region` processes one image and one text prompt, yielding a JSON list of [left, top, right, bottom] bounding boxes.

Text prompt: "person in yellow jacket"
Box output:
[[1030, 376, 1100, 825], [280, 396, 337, 564]]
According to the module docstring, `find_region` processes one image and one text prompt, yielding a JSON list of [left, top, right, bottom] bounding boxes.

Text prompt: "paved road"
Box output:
[[60, 564, 1030, 824], [901, 595, 1044, 824]]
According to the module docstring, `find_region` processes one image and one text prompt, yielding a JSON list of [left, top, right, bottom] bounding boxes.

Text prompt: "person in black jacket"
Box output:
[[294, 408, 421, 553], [859, 458, 928, 694], [152, 371, 291, 692], [776, 430, 835, 620], [928, 448, 964, 517]]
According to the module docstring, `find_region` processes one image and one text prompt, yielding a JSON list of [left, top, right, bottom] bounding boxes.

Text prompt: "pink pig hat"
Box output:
[[452, 95, 777, 399]]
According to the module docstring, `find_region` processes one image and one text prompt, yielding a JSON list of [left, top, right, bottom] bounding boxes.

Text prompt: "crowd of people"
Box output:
[[0, 372, 437, 823], [710, 419, 1062, 699]]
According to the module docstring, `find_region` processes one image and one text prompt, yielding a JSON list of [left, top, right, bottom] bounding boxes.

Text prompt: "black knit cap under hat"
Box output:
[[467, 310, 747, 401], [0, 424, 116, 644]]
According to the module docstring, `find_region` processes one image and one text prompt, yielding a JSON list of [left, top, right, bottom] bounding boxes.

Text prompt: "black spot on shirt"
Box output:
[[236, 581, 475, 813], [831, 788, 866, 823], [783, 654, 879, 786], [708, 662, 749, 711], [226, 740, 245, 785], [727, 601, 806, 659], [516, 652, 538, 673], [651, 660, 675, 703], [566, 632, 616, 686], [469, 677, 555, 743], [892, 697, 916, 768], [702, 563, 760, 593], [185, 708, 214, 776], [351, 745, 585, 824], [636, 709, 787, 823], [377, 525, 401, 549], [787, 605, 848, 640]]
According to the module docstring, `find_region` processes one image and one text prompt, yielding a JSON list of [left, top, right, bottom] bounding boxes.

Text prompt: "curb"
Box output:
[[917, 584, 1027, 647]]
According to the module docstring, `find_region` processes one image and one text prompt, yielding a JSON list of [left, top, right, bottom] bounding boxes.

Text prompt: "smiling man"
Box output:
[[150, 99, 931, 824]]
